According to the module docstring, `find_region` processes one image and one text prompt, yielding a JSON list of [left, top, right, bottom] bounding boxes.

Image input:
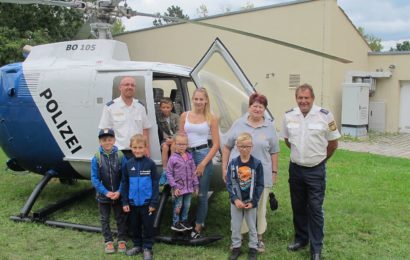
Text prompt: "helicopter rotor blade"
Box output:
[[0, 0, 86, 8], [133, 11, 352, 64]]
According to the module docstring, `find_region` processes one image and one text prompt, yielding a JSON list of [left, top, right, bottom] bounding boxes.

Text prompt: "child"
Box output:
[[91, 128, 128, 254], [121, 134, 159, 260], [157, 97, 180, 185], [226, 132, 264, 260], [166, 134, 199, 232]]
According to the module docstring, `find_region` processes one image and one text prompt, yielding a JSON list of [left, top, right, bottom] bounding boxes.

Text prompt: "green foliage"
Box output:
[[111, 19, 125, 36], [0, 3, 83, 66], [0, 144, 409, 259], [153, 5, 190, 27], [390, 40, 410, 51], [357, 26, 383, 52]]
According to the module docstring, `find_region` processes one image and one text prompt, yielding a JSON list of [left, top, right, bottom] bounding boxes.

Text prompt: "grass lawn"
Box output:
[[0, 143, 409, 259]]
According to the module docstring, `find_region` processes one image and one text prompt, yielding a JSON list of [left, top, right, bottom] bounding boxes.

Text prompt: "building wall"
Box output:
[[115, 0, 374, 131], [368, 53, 410, 132]]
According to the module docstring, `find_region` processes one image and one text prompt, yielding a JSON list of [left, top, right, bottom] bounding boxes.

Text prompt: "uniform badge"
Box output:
[[328, 121, 337, 131]]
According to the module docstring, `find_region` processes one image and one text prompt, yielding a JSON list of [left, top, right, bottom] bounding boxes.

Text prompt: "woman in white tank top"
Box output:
[[179, 87, 220, 238]]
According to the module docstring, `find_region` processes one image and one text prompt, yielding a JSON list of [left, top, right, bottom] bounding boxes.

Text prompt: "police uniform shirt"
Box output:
[[282, 104, 341, 167], [98, 97, 152, 150]]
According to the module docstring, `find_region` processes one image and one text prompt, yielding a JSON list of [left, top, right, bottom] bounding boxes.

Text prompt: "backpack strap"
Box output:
[[95, 150, 124, 175]]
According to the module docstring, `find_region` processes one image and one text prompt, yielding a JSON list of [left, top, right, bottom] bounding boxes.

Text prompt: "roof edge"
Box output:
[[115, 0, 314, 36]]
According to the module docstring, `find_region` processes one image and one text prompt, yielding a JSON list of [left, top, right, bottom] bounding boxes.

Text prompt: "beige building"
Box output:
[[115, 0, 410, 134]]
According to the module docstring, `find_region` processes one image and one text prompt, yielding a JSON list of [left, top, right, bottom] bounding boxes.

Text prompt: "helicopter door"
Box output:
[[190, 38, 273, 146]]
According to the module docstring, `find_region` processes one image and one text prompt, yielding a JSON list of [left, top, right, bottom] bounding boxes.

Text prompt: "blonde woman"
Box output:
[[179, 87, 220, 238]]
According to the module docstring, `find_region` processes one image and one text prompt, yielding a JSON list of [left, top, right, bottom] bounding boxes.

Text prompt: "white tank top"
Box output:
[[184, 112, 210, 147]]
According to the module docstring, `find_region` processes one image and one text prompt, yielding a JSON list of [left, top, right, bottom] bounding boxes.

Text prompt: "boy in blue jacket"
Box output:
[[226, 132, 264, 260], [121, 134, 159, 260], [91, 128, 128, 254]]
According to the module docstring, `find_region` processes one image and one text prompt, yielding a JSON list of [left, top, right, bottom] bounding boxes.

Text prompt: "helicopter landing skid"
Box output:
[[10, 170, 96, 229], [9, 175, 222, 246]]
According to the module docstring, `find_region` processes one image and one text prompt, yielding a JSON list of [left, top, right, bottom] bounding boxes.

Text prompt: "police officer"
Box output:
[[282, 83, 341, 260], [99, 76, 152, 158]]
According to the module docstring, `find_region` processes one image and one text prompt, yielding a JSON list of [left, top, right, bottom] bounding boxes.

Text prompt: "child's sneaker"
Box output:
[[249, 248, 258, 260], [117, 240, 127, 253], [190, 230, 201, 239], [143, 248, 153, 260], [104, 241, 115, 254], [126, 246, 142, 256], [159, 170, 168, 185], [180, 221, 193, 231], [229, 247, 241, 260], [171, 222, 185, 232]]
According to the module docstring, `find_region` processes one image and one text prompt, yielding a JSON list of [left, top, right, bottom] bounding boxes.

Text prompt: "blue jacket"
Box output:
[[121, 156, 159, 208], [226, 155, 264, 208], [91, 146, 127, 203]]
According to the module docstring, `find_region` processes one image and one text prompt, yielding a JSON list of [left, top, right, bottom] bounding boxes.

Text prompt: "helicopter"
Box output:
[[0, 0, 351, 245]]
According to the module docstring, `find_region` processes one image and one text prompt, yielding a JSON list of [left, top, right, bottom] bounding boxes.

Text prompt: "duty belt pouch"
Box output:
[[269, 190, 279, 211]]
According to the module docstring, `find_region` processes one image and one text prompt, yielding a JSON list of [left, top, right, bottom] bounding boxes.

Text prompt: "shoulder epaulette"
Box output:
[[106, 100, 114, 106], [320, 108, 329, 115], [137, 100, 145, 106], [285, 108, 294, 114]]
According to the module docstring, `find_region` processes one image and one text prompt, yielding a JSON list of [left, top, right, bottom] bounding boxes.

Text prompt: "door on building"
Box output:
[[399, 81, 410, 133]]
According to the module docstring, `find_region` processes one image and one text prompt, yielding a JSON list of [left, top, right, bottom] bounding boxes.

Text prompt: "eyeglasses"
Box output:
[[237, 145, 252, 149], [176, 143, 188, 146]]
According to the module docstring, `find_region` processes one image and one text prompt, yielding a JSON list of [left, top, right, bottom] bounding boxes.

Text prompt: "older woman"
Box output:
[[222, 93, 279, 252]]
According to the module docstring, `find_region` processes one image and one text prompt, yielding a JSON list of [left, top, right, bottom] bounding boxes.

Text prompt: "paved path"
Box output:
[[338, 133, 410, 159]]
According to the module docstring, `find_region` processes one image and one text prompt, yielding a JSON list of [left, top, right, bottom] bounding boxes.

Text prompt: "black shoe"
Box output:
[[171, 222, 185, 232], [180, 221, 193, 231], [287, 241, 308, 251], [248, 248, 257, 260], [311, 253, 321, 260], [126, 246, 142, 256], [229, 247, 241, 260]]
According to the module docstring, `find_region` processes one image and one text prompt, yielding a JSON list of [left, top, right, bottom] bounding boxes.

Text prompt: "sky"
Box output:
[[121, 0, 410, 51]]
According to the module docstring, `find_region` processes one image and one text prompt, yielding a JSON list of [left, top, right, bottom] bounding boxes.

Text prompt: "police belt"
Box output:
[[291, 159, 325, 169]]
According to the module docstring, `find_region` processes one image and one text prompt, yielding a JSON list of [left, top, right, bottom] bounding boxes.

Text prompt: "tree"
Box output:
[[153, 5, 189, 26], [0, 3, 83, 66], [241, 1, 255, 10], [357, 26, 383, 52], [390, 41, 410, 51], [111, 19, 125, 35], [197, 4, 208, 18]]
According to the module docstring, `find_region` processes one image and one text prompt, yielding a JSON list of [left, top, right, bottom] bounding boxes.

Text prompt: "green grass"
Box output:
[[0, 143, 409, 259]]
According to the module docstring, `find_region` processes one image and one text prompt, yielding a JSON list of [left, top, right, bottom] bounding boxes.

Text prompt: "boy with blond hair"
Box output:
[[226, 132, 264, 260], [121, 134, 159, 260]]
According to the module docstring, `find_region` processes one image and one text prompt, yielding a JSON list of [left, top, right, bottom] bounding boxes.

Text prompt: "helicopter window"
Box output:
[[112, 76, 146, 105], [152, 79, 183, 115]]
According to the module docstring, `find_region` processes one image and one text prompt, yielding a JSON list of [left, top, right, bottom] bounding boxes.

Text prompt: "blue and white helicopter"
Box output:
[[0, 0, 350, 245]]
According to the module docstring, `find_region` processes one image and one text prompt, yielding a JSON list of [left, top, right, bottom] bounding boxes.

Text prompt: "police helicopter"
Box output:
[[0, 0, 351, 245]]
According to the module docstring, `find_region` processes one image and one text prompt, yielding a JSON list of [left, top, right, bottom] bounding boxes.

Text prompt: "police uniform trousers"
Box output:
[[288, 161, 326, 254]]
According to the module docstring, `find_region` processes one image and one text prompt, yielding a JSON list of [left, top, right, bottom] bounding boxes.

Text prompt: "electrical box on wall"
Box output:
[[341, 83, 370, 137]]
